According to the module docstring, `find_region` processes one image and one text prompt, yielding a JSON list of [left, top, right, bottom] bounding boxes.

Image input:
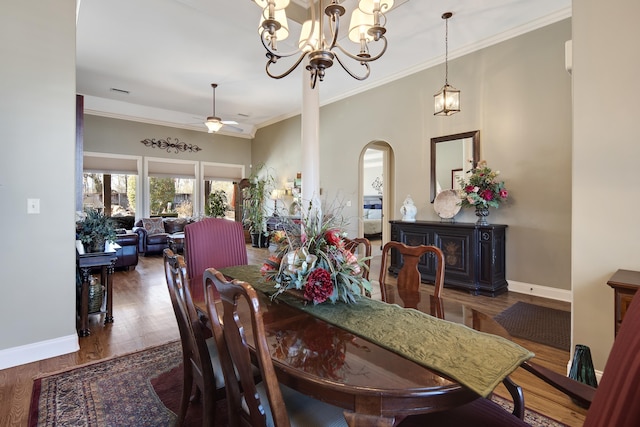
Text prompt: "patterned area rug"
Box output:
[[28, 341, 220, 427], [494, 302, 571, 351], [29, 340, 565, 426]]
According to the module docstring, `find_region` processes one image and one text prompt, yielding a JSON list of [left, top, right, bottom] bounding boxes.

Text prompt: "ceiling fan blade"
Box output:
[[223, 123, 244, 133], [221, 120, 238, 125]]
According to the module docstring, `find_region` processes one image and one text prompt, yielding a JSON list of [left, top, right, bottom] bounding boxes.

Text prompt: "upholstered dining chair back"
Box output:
[[379, 241, 445, 304], [163, 249, 225, 426], [203, 268, 348, 427], [343, 237, 372, 281], [184, 218, 248, 302]]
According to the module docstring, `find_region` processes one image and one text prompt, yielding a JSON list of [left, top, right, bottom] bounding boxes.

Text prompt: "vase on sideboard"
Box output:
[[475, 206, 489, 226]]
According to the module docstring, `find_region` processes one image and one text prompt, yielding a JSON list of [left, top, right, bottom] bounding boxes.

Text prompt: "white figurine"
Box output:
[[400, 195, 417, 222]]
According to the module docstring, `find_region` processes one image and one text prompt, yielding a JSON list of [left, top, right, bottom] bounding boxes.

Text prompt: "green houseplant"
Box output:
[[207, 189, 229, 218], [243, 165, 274, 248], [76, 209, 117, 253]]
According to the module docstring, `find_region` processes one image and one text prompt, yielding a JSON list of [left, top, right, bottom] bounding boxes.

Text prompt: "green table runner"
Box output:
[[220, 265, 534, 397]]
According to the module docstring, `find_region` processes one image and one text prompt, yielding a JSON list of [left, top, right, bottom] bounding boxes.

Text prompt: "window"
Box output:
[[82, 173, 137, 216], [148, 177, 194, 217], [146, 158, 198, 218], [83, 153, 140, 224], [202, 162, 245, 221], [205, 180, 235, 220]]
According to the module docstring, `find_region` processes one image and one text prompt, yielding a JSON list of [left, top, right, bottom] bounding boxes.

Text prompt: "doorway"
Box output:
[[360, 142, 393, 252]]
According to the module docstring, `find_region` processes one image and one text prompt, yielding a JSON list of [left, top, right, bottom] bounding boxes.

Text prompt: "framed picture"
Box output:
[[452, 168, 464, 190]]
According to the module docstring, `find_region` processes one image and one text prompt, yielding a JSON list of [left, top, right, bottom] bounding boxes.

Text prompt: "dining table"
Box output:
[[194, 264, 533, 427]]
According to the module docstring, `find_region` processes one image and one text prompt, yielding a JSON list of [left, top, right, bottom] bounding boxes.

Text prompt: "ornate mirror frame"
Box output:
[[430, 130, 480, 203]]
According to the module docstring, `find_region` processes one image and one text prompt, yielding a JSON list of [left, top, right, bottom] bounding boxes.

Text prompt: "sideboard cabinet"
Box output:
[[389, 221, 508, 296]]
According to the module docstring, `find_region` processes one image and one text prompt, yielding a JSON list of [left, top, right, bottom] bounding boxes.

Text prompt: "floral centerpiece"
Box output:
[[457, 160, 508, 224], [457, 160, 508, 208], [260, 204, 371, 305]]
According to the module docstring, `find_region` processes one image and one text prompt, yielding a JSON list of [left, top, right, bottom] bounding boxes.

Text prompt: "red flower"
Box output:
[[499, 189, 508, 199], [325, 228, 343, 247], [480, 189, 494, 201], [304, 268, 334, 304]]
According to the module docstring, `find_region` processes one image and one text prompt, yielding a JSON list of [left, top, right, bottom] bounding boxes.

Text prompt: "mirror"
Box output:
[[430, 130, 480, 203]]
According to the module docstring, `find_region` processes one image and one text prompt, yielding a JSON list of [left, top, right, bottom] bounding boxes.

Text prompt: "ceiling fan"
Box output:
[[204, 83, 239, 133]]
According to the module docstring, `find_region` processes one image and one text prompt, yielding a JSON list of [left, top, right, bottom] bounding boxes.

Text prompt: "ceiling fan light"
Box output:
[[205, 117, 224, 133]]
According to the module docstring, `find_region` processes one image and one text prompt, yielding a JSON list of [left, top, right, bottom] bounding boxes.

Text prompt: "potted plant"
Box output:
[[76, 208, 117, 253], [243, 165, 274, 248], [207, 189, 229, 218]]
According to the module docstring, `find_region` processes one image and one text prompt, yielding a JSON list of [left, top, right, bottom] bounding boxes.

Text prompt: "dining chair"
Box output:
[[343, 237, 372, 281], [399, 291, 640, 427], [183, 217, 248, 302], [163, 249, 226, 427], [203, 267, 348, 427], [378, 241, 445, 304]]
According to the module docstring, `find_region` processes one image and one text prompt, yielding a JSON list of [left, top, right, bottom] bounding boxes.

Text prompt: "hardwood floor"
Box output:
[[0, 244, 587, 426]]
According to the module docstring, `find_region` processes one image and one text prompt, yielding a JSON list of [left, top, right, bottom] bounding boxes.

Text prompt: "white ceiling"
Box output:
[[76, 0, 571, 139]]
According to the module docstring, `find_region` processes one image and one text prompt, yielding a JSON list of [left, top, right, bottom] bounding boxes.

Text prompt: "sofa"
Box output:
[[113, 230, 139, 270], [133, 217, 191, 255]]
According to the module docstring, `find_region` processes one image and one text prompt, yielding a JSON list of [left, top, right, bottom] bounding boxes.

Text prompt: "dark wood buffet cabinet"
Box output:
[[389, 220, 508, 296], [606, 269, 640, 336]]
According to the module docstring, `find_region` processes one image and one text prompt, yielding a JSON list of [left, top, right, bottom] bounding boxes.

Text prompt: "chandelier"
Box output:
[[253, 0, 393, 89], [434, 12, 460, 116]]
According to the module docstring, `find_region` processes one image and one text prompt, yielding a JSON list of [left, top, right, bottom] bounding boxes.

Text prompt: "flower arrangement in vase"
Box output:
[[457, 160, 508, 225], [260, 203, 371, 304]]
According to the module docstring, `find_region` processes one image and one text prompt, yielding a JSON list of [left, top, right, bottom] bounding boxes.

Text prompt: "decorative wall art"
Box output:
[[140, 137, 202, 153]]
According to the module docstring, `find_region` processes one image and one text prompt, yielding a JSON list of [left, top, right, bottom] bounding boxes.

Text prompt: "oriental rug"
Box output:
[[494, 302, 571, 351], [29, 339, 566, 426], [28, 341, 223, 427]]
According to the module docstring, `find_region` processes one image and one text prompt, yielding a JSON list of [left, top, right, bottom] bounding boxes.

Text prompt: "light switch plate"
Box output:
[[27, 198, 40, 214]]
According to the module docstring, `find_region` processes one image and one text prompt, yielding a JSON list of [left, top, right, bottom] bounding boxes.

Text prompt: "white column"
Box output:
[[300, 66, 321, 213]]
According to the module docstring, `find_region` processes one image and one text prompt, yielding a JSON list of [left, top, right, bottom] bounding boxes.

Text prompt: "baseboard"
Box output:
[[0, 334, 79, 370], [508, 280, 572, 302]]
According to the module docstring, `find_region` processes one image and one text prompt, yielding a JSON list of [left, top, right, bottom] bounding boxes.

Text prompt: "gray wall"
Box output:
[[253, 19, 573, 292], [84, 115, 251, 167], [572, 0, 640, 370], [0, 0, 78, 361]]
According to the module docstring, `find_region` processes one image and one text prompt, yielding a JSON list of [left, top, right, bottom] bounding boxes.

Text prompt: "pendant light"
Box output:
[[434, 12, 460, 116]]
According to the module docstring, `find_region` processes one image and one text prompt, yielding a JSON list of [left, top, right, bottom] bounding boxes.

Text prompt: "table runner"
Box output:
[[220, 265, 534, 397]]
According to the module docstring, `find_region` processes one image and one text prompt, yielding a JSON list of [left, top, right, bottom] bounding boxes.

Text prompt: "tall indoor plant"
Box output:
[[243, 165, 274, 248]]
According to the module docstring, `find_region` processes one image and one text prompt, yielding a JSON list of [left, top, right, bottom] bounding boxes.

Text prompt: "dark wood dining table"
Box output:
[[194, 264, 529, 427]]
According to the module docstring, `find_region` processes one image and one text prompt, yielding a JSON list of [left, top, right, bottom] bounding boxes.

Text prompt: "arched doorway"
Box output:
[[359, 141, 394, 250]]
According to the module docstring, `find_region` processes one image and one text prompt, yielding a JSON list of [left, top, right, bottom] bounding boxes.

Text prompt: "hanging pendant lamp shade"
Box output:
[[434, 12, 460, 116]]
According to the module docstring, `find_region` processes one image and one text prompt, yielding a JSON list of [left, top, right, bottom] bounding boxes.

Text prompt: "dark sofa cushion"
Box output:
[[164, 218, 188, 234]]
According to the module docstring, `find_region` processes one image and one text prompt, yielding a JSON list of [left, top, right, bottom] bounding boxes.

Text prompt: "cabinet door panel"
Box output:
[[433, 231, 474, 285]]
